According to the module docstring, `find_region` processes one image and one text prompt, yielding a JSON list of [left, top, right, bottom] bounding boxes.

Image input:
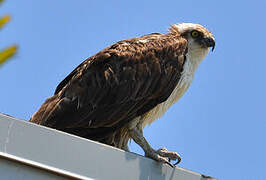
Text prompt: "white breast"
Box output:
[[141, 58, 193, 128], [140, 46, 209, 129]]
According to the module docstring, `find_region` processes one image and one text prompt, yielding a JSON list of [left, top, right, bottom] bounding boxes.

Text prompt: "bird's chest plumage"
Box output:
[[136, 43, 210, 129], [127, 43, 209, 131], [140, 57, 195, 129]]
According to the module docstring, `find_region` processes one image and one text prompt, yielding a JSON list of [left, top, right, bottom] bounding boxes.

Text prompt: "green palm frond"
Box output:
[[0, 14, 10, 28], [0, 0, 18, 68], [0, 45, 17, 66]]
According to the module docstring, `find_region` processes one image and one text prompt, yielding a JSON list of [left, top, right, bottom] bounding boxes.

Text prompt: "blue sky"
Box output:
[[1, 0, 266, 179]]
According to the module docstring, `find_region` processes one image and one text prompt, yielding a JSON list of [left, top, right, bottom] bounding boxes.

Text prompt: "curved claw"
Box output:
[[165, 160, 175, 168], [156, 147, 181, 166], [173, 156, 181, 165], [145, 150, 175, 168]]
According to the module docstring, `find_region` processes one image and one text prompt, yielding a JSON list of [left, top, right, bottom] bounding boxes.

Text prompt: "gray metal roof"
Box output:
[[0, 113, 216, 180]]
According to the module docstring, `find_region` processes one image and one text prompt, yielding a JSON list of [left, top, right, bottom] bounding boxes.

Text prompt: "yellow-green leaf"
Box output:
[[0, 0, 3, 6], [0, 45, 17, 66], [0, 15, 10, 28]]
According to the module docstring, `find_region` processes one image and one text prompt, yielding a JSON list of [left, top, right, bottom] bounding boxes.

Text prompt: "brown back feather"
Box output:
[[30, 31, 187, 143]]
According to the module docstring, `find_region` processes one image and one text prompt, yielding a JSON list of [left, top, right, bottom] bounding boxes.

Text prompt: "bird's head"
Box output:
[[171, 23, 215, 51], [169, 23, 215, 65]]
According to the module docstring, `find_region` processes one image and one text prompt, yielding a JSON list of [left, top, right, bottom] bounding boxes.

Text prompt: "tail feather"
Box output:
[[30, 95, 60, 126]]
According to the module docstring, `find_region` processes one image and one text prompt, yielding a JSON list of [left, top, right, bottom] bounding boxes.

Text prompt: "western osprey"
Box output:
[[30, 23, 215, 166]]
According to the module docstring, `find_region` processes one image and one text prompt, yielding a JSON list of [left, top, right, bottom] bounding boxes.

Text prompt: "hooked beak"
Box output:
[[202, 37, 215, 51]]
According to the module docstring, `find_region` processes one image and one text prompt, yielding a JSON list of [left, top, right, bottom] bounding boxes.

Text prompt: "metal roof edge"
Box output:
[[0, 113, 216, 180]]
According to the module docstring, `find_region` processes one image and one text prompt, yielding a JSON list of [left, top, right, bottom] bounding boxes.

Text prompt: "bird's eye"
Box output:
[[191, 30, 199, 38]]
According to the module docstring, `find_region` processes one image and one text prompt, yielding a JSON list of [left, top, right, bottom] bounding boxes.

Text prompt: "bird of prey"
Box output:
[[30, 23, 215, 166]]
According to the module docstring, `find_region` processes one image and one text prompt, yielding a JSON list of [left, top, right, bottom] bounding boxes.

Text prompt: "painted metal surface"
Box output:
[[0, 113, 216, 180]]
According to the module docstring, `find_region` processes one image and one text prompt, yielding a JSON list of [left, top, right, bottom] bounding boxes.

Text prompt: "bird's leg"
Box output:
[[129, 127, 181, 167]]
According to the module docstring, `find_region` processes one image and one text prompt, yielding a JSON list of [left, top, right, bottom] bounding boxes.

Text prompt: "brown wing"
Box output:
[[30, 33, 187, 140]]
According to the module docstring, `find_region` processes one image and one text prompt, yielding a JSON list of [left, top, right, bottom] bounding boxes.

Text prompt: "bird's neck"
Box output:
[[186, 45, 209, 73]]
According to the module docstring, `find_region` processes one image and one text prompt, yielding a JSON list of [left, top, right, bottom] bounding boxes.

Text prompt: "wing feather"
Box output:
[[30, 33, 187, 139]]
